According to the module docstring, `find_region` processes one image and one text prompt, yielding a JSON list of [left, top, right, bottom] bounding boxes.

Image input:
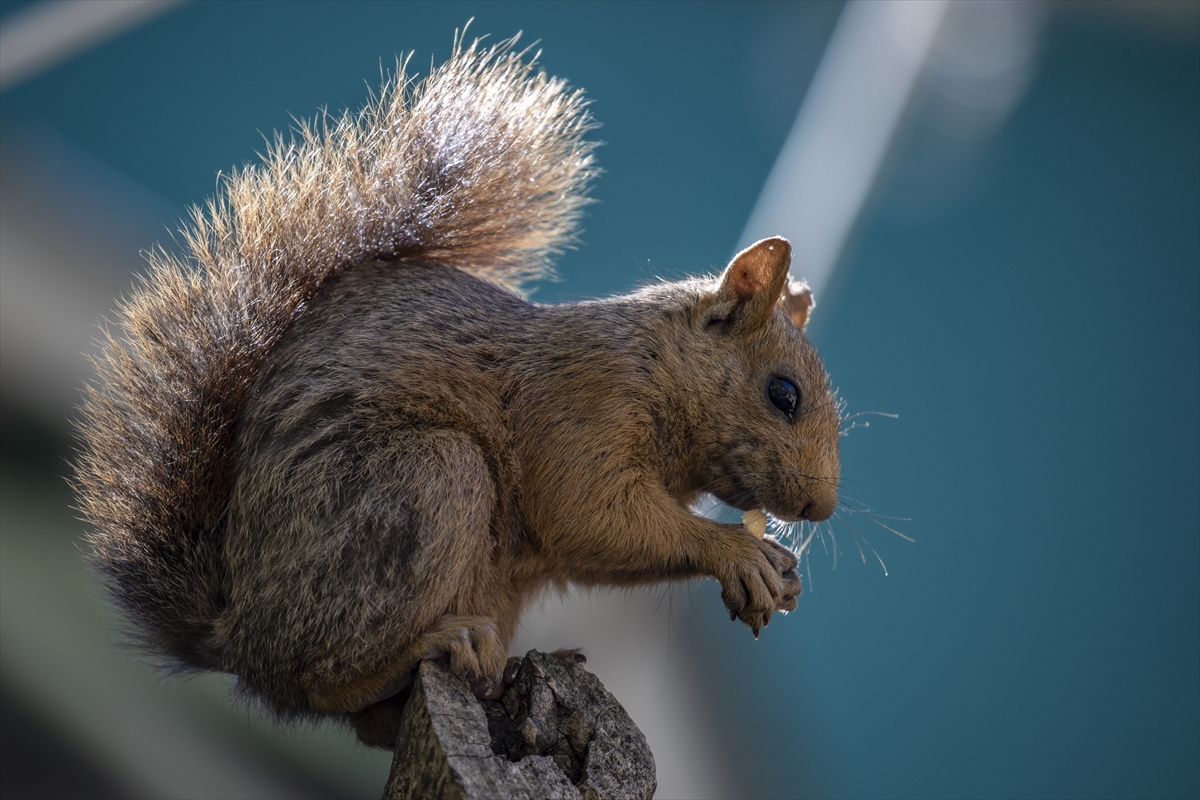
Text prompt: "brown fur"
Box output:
[[74, 36, 840, 749]]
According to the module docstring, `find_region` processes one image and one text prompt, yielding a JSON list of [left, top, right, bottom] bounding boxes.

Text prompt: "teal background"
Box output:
[[691, 15, 1200, 799], [1, 2, 1196, 798]]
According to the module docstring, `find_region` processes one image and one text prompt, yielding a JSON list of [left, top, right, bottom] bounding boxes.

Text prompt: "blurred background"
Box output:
[[1, 1, 1196, 798]]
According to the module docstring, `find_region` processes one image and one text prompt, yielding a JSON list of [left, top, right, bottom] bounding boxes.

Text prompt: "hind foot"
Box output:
[[306, 614, 507, 714], [411, 614, 509, 700]]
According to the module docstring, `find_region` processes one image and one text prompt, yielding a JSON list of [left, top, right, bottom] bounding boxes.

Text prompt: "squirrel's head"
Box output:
[[656, 237, 840, 522]]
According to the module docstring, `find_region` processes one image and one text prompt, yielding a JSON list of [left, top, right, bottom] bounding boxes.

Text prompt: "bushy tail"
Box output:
[[73, 34, 597, 670]]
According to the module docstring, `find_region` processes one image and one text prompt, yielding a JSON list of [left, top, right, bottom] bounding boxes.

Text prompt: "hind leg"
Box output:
[[298, 428, 512, 716], [347, 614, 509, 748], [315, 613, 508, 713]]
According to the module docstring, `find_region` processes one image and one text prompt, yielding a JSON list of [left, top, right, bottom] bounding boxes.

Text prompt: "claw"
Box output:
[[550, 647, 587, 664], [474, 677, 504, 701], [502, 657, 522, 685]]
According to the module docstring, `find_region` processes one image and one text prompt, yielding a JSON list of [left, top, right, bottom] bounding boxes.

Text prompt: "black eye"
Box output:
[[768, 377, 799, 419]]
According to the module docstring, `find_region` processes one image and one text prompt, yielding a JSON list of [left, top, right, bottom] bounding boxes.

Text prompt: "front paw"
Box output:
[[717, 534, 802, 637]]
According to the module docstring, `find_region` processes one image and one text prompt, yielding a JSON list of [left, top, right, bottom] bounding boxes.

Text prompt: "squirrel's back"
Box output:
[[73, 36, 596, 672]]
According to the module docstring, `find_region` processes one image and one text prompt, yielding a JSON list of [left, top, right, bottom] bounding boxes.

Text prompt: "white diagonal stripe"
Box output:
[[0, 0, 183, 92], [738, 0, 951, 294]]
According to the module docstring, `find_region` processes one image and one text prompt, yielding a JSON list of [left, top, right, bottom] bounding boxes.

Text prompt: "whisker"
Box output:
[[868, 545, 889, 575], [686, 580, 701, 618], [840, 410, 899, 423], [838, 406, 897, 437], [688, 460, 909, 580], [835, 511, 890, 576], [805, 539, 815, 590], [836, 498, 915, 543], [795, 520, 817, 559], [824, 520, 841, 569], [861, 515, 915, 543], [837, 500, 910, 523], [846, 521, 869, 565], [652, 584, 669, 616]]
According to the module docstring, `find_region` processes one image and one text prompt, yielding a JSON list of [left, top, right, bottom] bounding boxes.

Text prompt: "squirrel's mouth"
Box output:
[[719, 486, 829, 525], [742, 509, 768, 539]]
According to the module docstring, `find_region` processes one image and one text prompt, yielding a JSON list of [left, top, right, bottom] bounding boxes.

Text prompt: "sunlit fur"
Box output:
[[74, 35, 595, 671], [73, 36, 841, 750]]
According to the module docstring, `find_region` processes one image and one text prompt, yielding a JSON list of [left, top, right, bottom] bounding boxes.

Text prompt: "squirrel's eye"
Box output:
[[768, 377, 799, 419]]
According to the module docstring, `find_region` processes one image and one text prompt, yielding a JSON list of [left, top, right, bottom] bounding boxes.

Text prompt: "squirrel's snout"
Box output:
[[801, 492, 837, 523]]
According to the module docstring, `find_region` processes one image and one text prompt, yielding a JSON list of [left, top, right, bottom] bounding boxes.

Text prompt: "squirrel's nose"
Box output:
[[801, 494, 836, 522]]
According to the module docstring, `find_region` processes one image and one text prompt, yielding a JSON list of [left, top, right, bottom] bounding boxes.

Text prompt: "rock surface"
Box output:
[[382, 650, 656, 800]]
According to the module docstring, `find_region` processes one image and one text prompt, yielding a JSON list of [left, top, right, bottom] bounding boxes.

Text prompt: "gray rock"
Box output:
[[382, 650, 656, 800]]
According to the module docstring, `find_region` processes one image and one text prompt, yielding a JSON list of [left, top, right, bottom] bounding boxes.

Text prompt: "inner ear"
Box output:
[[780, 278, 815, 330], [717, 237, 792, 331]]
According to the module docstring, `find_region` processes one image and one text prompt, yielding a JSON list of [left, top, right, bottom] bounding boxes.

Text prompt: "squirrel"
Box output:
[[74, 35, 841, 750]]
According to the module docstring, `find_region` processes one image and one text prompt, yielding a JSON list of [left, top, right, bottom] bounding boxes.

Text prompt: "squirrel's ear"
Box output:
[[780, 278, 815, 330], [715, 237, 792, 332]]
